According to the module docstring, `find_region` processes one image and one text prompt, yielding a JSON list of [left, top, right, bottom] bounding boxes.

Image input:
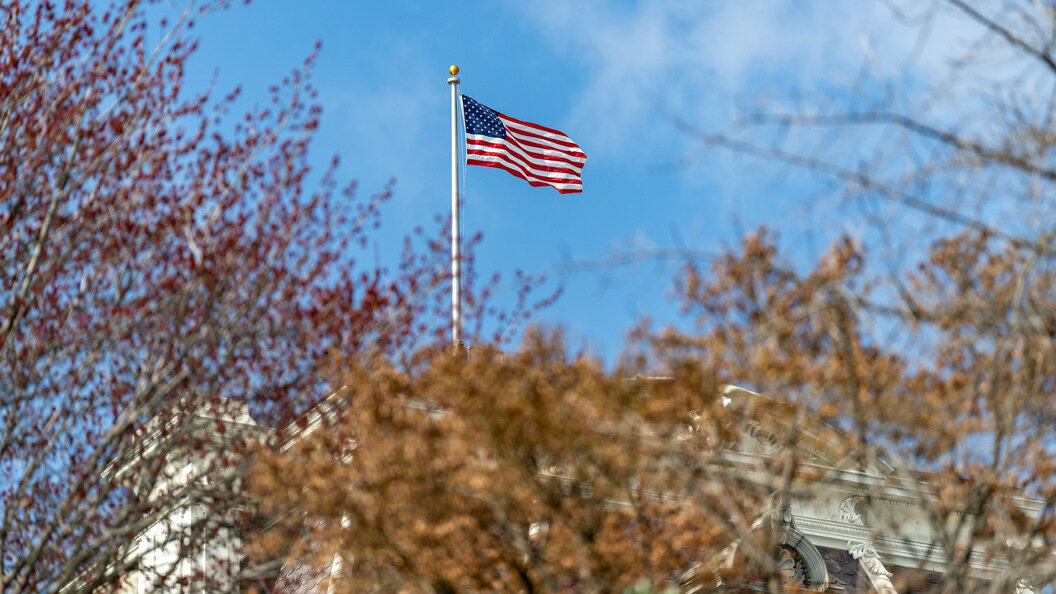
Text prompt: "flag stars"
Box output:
[[462, 95, 506, 139]]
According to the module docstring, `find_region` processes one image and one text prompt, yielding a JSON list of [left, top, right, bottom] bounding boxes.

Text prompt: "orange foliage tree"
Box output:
[[249, 1, 1056, 592], [250, 226, 1056, 592]]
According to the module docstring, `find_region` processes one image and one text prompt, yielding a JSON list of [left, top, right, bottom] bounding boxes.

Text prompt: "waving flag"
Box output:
[[462, 95, 586, 194]]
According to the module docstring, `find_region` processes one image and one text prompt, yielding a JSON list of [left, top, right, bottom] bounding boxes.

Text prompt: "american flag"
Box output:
[[462, 95, 586, 194]]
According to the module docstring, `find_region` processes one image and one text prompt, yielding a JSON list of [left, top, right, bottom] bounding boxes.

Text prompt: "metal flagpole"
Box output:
[[448, 65, 462, 351]]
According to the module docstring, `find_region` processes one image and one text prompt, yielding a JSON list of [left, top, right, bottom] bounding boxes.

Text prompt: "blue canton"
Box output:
[[462, 95, 507, 139]]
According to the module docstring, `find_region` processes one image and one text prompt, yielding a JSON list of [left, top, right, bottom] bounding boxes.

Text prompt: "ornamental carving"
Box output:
[[837, 496, 865, 526], [1015, 579, 1036, 594], [848, 542, 896, 594]]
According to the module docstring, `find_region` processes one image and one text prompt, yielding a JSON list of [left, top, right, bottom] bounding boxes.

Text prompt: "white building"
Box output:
[[110, 399, 265, 594], [121, 387, 1046, 593]]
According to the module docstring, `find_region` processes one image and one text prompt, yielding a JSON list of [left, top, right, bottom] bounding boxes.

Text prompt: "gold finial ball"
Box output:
[[449, 65, 460, 76]]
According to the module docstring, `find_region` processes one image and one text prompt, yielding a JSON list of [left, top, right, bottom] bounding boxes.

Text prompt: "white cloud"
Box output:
[[519, 0, 982, 164]]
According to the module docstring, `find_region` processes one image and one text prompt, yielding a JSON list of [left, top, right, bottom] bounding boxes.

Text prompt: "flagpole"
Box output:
[[448, 65, 462, 351]]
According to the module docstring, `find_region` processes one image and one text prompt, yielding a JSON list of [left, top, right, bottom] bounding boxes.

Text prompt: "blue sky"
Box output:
[[175, 0, 978, 363]]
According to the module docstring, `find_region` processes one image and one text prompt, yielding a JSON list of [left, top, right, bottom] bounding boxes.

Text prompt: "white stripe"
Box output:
[[466, 131, 585, 166], [503, 125, 586, 159], [467, 145, 582, 182], [506, 133, 588, 165], [467, 135, 584, 176], [467, 139, 582, 175], [467, 153, 583, 190], [467, 151, 582, 184], [500, 117, 586, 155]]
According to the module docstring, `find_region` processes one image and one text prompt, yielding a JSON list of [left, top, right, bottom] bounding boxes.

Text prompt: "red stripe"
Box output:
[[498, 112, 582, 144], [467, 138, 581, 176], [503, 135, 585, 170], [469, 134, 584, 167], [467, 147, 580, 178], [467, 148, 582, 183], [467, 157, 582, 194], [470, 137, 587, 174], [505, 132, 586, 162], [469, 136, 584, 170], [503, 121, 586, 155]]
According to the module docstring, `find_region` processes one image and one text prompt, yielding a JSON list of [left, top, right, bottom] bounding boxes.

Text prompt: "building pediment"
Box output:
[[689, 386, 1045, 592]]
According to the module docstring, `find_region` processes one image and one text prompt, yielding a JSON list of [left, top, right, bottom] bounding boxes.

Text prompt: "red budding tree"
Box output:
[[0, 0, 476, 591]]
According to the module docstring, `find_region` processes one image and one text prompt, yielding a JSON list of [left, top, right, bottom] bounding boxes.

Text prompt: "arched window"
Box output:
[[778, 526, 829, 590], [680, 525, 829, 592]]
